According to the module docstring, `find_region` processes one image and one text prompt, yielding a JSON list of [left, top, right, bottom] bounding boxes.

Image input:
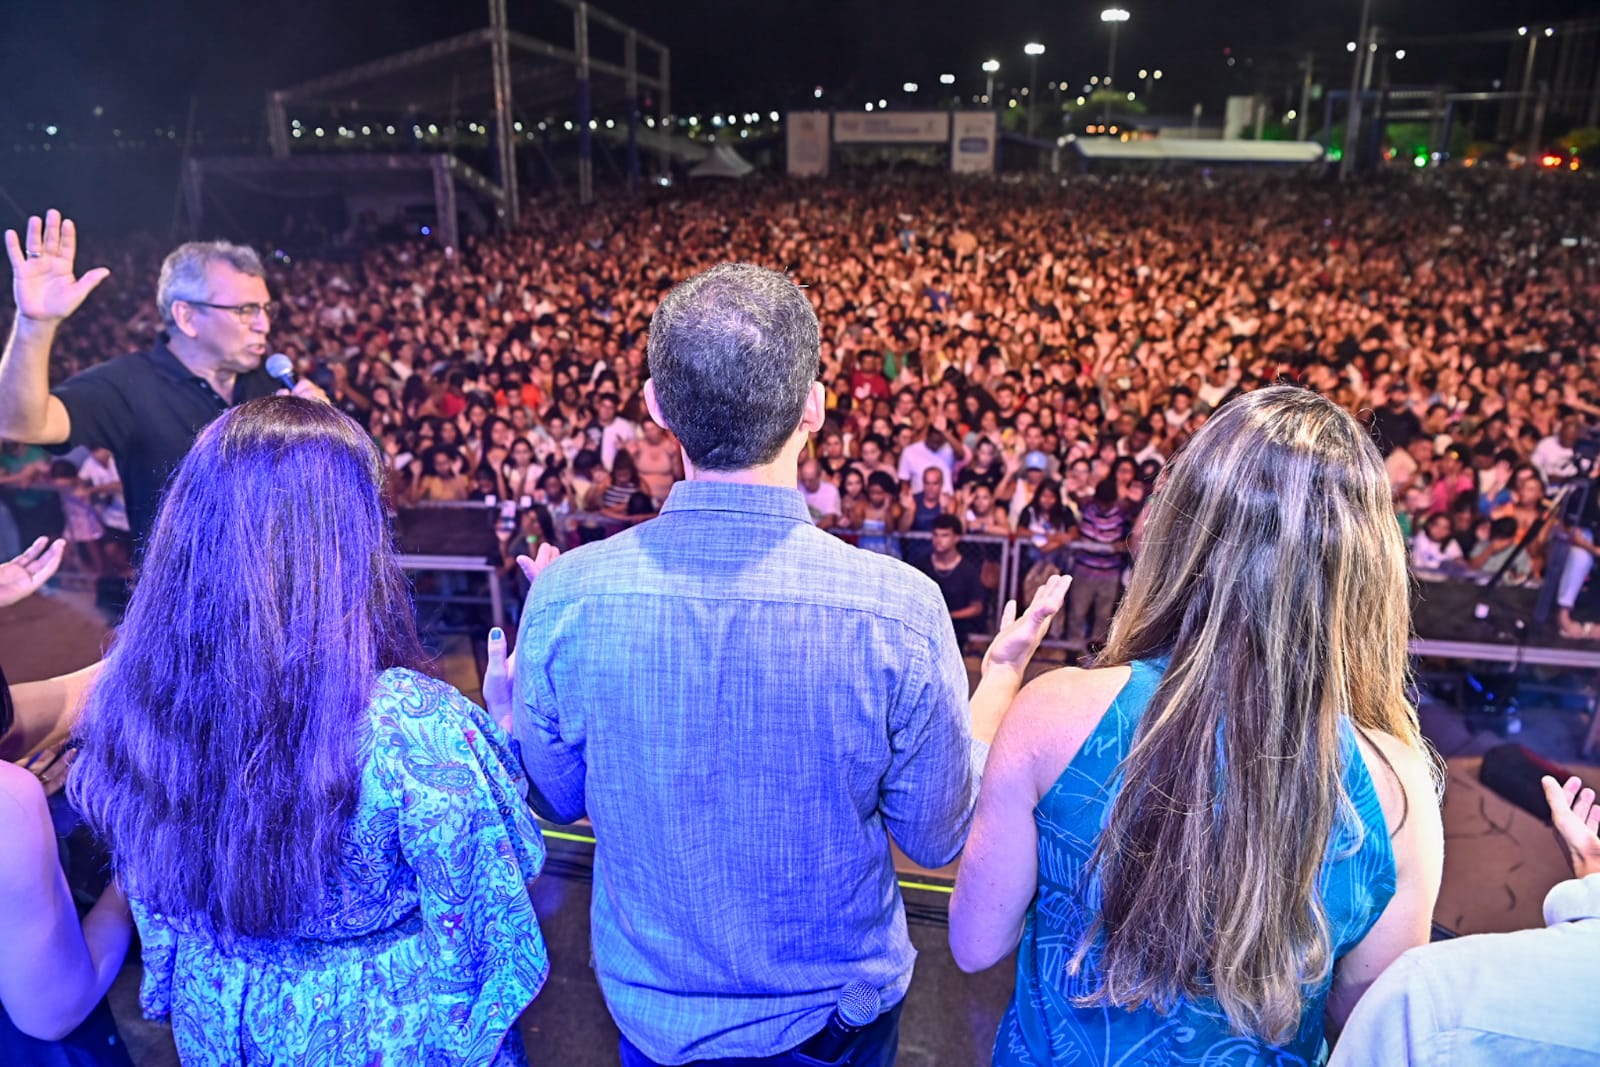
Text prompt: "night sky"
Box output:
[[2, 0, 1595, 136]]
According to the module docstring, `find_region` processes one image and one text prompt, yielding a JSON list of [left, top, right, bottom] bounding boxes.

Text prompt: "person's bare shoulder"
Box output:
[[0, 760, 52, 893], [1353, 726, 1440, 837], [1001, 664, 1133, 798]]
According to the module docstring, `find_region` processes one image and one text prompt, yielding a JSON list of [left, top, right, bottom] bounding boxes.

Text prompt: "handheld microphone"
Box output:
[[800, 980, 880, 1064], [265, 353, 297, 390]]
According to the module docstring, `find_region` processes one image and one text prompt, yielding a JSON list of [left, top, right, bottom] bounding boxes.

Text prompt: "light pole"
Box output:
[[1513, 26, 1542, 149], [1101, 9, 1130, 86], [1341, 0, 1374, 181], [1024, 43, 1045, 135], [982, 59, 1000, 106]]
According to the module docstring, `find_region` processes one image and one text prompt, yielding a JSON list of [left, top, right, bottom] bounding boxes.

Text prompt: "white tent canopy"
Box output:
[[689, 144, 755, 179], [1071, 138, 1325, 164]]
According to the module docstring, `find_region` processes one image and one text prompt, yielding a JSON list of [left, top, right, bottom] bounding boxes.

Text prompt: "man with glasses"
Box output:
[[0, 209, 320, 543]]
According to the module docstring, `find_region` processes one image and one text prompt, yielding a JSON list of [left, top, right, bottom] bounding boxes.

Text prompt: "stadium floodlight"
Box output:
[[1394, 49, 1406, 59], [879, 98, 887, 108], [982, 59, 1001, 104], [1100, 9, 1130, 88], [1347, 41, 1357, 51], [1023, 45, 1046, 134], [903, 82, 918, 92], [940, 73, 956, 85]]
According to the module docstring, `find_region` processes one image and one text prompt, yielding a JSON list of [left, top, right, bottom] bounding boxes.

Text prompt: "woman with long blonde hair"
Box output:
[[950, 385, 1444, 1065]]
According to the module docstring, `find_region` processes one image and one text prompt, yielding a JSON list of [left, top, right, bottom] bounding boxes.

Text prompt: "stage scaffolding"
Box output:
[[262, 0, 671, 222]]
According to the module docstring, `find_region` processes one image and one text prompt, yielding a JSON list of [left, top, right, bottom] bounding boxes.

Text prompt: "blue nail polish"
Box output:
[[490, 627, 503, 641]]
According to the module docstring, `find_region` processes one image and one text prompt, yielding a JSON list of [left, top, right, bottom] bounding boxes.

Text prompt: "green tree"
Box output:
[[1558, 126, 1600, 155], [1085, 88, 1147, 114]]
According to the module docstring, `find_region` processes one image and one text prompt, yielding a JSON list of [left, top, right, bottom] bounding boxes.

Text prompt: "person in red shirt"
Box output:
[[848, 351, 890, 404]]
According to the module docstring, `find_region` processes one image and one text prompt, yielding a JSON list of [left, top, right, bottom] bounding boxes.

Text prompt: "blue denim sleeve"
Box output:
[[879, 618, 979, 868], [512, 590, 589, 823]]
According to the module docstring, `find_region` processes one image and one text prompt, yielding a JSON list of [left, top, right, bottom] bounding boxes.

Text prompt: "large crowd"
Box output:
[[8, 171, 1600, 637], [4, 170, 1600, 1067]]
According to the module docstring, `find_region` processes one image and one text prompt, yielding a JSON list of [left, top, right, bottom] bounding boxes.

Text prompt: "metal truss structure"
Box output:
[[263, 0, 671, 222]]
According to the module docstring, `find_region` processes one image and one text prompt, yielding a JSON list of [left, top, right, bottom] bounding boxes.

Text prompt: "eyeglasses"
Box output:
[[185, 300, 276, 323]]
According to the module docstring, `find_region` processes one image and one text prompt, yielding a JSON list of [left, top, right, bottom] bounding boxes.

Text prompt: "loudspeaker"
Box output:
[[1478, 743, 1574, 823]]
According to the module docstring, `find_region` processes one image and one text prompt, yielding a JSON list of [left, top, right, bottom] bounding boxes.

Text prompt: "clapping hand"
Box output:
[[0, 536, 65, 609], [5, 209, 110, 325], [981, 573, 1072, 679], [1543, 775, 1600, 880], [515, 541, 561, 584]]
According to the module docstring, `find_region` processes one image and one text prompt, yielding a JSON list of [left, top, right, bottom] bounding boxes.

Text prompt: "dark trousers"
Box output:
[[617, 1001, 903, 1067]]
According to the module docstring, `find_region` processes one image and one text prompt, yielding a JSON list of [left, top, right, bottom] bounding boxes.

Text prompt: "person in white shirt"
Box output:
[[897, 425, 956, 490], [797, 458, 841, 530], [1329, 775, 1600, 1067], [594, 392, 638, 472], [1197, 361, 1236, 410], [76, 446, 128, 534], [1409, 513, 1463, 575], [1530, 417, 1581, 485]]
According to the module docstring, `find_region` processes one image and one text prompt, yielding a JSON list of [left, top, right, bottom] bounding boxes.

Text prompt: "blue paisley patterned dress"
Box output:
[[128, 668, 549, 1066], [994, 660, 1397, 1067]]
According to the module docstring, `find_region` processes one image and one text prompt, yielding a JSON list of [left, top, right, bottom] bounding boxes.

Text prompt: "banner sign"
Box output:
[[950, 111, 998, 174], [833, 111, 951, 144], [785, 111, 830, 176]]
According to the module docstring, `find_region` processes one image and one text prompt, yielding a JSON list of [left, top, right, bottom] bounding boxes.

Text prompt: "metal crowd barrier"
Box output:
[[394, 502, 1111, 649], [830, 528, 1100, 645]]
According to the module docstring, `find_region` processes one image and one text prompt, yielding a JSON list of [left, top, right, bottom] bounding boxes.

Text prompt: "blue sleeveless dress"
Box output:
[[993, 660, 1397, 1067]]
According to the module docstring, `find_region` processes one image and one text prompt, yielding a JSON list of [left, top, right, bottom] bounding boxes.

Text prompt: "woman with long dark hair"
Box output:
[[70, 397, 549, 1066], [951, 386, 1444, 1064]]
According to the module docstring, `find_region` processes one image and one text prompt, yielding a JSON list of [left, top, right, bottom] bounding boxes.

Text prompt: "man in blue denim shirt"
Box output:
[[514, 263, 1065, 1066]]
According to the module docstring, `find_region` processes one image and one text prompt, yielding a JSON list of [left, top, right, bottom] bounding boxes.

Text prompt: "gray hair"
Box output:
[[647, 263, 819, 472], [157, 241, 266, 327]]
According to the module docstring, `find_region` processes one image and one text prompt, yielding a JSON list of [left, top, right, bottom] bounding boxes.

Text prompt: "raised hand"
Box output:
[[982, 573, 1072, 679], [0, 536, 65, 608], [5, 209, 110, 325], [1543, 775, 1600, 880], [515, 541, 561, 584]]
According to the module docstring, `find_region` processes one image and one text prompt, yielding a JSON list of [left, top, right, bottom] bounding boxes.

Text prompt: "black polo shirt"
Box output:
[[915, 552, 988, 644], [52, 336, 279, 542]]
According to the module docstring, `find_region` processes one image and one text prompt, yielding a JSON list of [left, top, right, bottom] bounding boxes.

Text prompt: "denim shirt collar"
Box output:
[[659, 480, 814, 525]]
